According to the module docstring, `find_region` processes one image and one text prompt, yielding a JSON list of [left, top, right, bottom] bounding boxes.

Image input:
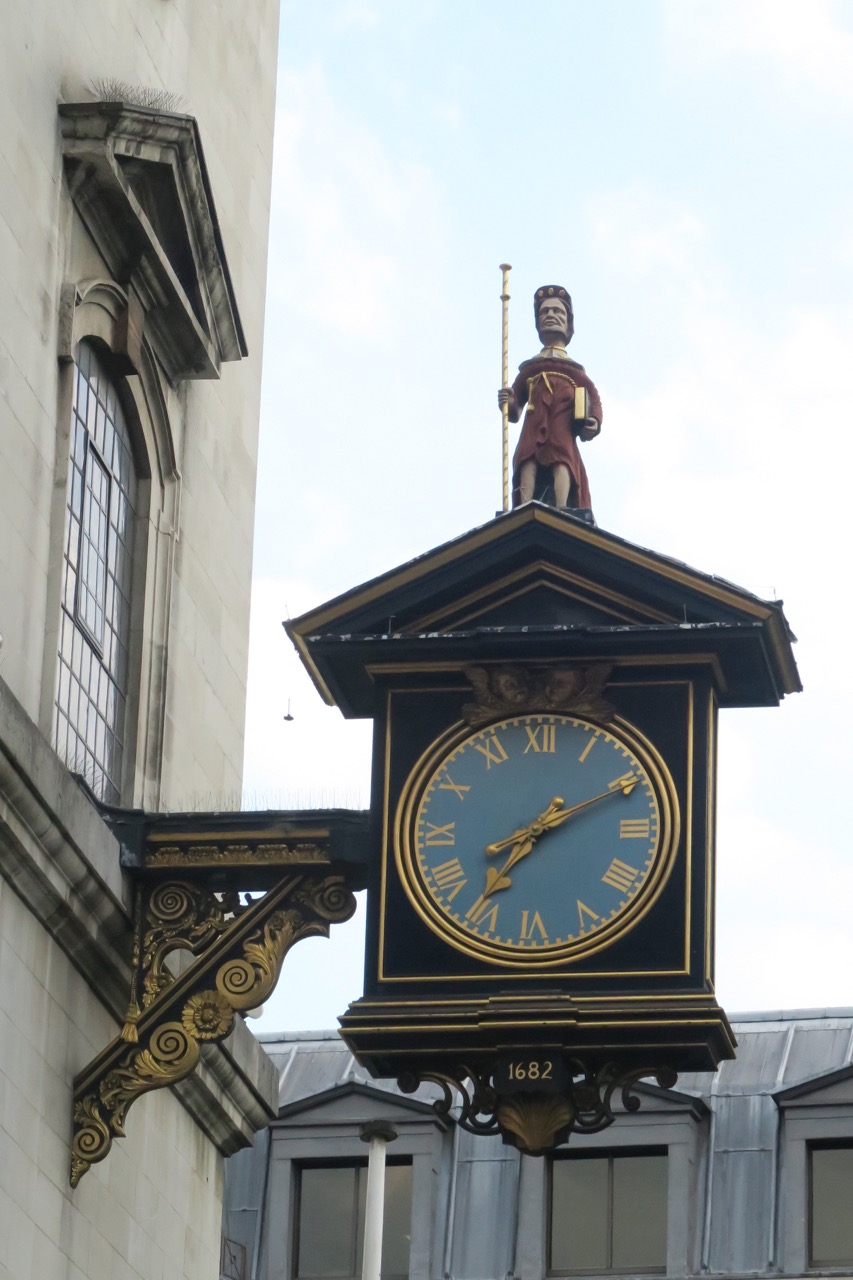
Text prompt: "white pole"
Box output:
[[360, 1122, 397, 1280]]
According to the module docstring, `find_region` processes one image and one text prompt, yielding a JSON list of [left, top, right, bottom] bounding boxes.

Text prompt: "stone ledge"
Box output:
[[0, 675, 278, 1152]]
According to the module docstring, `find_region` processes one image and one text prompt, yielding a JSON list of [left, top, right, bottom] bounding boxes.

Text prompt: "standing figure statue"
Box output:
[[498, 285, 602, 522]]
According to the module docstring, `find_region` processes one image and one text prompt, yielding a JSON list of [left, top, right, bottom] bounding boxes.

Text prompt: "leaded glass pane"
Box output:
[[54, 341, 137, 803]]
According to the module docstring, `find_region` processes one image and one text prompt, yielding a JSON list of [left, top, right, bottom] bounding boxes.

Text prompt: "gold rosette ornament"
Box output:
[[182, 989, 234, 1041]]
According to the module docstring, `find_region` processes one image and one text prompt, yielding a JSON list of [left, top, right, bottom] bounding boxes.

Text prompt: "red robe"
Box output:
[[510, 354, 602, 508]]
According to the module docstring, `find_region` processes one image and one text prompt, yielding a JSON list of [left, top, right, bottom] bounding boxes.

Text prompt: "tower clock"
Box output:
[[287, 503, 799, 1151]]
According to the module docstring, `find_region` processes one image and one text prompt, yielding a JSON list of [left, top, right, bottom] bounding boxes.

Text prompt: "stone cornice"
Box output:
[[0, 677, 277, 1155]]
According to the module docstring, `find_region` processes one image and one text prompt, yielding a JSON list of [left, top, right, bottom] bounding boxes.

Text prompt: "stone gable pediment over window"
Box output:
[[277, 1080, 451, 1131], [775, 1064, 853, 1110], [59, 101, 246, 382]]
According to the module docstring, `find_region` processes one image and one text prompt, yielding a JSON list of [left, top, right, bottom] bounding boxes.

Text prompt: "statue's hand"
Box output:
[[498, 387, 516, 412], [578, 417, 600, 440]]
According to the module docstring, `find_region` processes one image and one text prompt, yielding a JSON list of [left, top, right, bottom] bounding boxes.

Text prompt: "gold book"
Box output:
[[574, 386, 587, 421]]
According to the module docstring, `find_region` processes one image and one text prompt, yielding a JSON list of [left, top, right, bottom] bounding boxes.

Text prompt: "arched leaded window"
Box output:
[[54, 340, 138, 803]]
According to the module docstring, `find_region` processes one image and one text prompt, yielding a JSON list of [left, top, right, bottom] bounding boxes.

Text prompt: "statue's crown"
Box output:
[[534, 285, 574, 338], [534, 284, 572, 314]]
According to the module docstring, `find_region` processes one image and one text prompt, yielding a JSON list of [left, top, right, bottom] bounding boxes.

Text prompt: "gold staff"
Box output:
[[500, 263, 512, 512]]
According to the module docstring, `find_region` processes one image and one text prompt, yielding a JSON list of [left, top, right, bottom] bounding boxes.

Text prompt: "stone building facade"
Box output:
[[0, 3, 281, 1278]]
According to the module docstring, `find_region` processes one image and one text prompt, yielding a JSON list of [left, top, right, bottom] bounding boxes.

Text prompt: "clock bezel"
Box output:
[[393, 710, 681, 968]]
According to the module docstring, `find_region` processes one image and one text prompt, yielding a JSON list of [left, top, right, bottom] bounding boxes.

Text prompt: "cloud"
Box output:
[[333, 1, 380, 29], [716, 805, 853, 1011], [590, 188, 715, 303], [268, 63, 445, 340], [662, 0, 853, 103], [433, 102, 461, 130]]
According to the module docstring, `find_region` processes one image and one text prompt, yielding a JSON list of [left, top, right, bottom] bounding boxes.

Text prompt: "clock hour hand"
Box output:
[[481, 797, 566, 897]]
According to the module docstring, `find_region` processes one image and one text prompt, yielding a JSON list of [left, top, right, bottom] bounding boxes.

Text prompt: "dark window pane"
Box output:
[[551, 1157, 609, 1272], [298, 1167, 359, 1277], [812, 1147, 853, 1264], [296, 1163, 412, 1280], [612, 1155, 667, 1270], [377, 1164, 412, 1278], [550, 1152, 666, 1276]]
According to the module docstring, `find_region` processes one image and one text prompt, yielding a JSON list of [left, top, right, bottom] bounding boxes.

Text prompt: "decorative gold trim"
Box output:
[[145, 841, 329, 868], [366, 653, 729, 694], [349, 991, 727, 1007], [146, 827, 331, 844], [70, 872, 356, 1186], [705, 688, 718, 982], [409, 561, 676, 631], [396, 1058, 679, 1155]]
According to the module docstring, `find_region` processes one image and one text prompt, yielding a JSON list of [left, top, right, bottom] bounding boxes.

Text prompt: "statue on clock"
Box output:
[[498, 285, 602, 522]]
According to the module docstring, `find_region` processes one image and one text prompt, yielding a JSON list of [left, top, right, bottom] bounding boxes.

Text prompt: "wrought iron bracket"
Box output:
[[398, 1057, 678, 1155], [71, 856, 358, 1186]]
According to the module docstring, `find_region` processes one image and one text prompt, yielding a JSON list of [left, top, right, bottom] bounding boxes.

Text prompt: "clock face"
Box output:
[[394, 712, 679, 966]]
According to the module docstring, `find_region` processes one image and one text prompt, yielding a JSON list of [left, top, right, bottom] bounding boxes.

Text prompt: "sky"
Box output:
[[243, 0, 853, 1033]]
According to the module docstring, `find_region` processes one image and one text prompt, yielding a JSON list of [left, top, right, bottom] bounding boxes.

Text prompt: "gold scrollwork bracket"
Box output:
[[70, 871, 356, 1187], [398, 1058, 677, 1156]]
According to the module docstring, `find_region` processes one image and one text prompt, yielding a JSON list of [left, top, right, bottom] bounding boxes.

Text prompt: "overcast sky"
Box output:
[[244, 0, 853, 1033]]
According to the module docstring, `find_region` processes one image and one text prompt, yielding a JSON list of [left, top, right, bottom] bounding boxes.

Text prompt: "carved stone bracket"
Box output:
[[71, 871, 356, 1186], [461, 663, 614, 727], [398, 1057, 678, 1156]]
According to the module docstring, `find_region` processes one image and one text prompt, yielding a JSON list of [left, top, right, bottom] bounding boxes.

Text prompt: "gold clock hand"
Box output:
[[481, 798, 565, 898], [539, 774, 638, 832], [478, 776, 640, 901]]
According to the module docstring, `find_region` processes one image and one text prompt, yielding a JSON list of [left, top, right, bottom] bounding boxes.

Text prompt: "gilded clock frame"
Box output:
[[393, 710, 681, 968]]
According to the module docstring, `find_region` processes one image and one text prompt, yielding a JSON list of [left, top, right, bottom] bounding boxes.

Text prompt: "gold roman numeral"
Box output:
[[577, 900, 601, 933], [608, 771, 638, 795], [424, 821, 456, 846], [620, 818, 650, 839], [523, 723, 556, 753], [431, 857, 467, 901], [578, 735, 597, 763], [438, 773, 470, 801], [465, 896, 500, 932], [601, 858, 640, 893], [474, 733, 509, 769], [520, 909, 549, 942]]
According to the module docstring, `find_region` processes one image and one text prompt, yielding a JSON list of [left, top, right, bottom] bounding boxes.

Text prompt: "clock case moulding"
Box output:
[[286, 503, 800, 1084]]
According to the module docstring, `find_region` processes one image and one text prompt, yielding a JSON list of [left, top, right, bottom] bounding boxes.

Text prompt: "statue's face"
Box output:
[[537, 297, 569, 338]]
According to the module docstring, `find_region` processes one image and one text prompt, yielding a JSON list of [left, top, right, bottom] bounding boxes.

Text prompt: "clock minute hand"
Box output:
[[539, 774, 639, 832]]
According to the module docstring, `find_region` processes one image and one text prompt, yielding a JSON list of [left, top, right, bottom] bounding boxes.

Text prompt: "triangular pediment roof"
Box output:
[[775, 1065, 853, 1108], [287, 504, 799, 716], [59, 101, 245, 381], [275, 1081, 449, 1129]]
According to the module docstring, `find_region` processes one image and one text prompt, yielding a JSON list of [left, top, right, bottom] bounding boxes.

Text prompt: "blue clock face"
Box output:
[[395, 713, 679, 965]]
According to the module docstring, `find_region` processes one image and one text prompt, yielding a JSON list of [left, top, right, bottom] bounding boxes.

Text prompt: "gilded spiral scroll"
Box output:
[[71, 871, 357, 1186]]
